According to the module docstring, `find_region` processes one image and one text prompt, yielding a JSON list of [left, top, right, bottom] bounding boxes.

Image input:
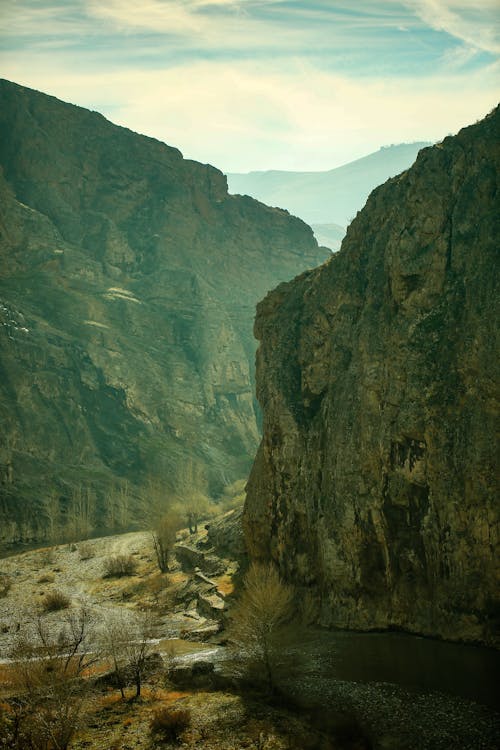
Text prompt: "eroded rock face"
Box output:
[[0, 79, 329, 546], [244, 106, 499, 644]]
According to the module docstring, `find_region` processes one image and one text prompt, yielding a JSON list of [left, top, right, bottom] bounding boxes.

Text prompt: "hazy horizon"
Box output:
[[1, 1, 498, 173]]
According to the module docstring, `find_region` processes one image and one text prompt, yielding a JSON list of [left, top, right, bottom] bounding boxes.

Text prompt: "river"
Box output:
[[165, 627, 500, 750]]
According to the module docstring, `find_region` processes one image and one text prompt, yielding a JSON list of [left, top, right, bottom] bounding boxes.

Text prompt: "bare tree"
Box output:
[[152, 511, 182, 573], [175, 459, 212, 533], [144, 477, 172, 527], [42, 490, 61, 544], [105, 481, 132, 530], [8, 606, 98, 750], [229, 562, 294, 692], [218, 478, 246, 512], [184, 491, 211, 534], [124, 613, 155, 699], [65, 485, 96, 541], [99, 611, 155, 699]]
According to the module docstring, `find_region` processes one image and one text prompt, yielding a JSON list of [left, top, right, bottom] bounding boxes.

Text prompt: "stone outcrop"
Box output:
[[0, 79, 329, 547], [244, 106, 499, 644]]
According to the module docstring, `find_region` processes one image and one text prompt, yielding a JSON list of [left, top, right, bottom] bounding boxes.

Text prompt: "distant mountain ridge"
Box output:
[[228, 142, 431, 248]]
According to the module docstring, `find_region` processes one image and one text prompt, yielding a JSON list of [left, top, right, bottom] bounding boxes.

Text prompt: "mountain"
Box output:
[[228, 142, 431, 249], [0, 79, 329, 549], [244, 107, 499, 645]]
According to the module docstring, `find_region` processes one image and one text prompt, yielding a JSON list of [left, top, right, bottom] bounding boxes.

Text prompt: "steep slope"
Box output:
[[0, 79, 329, 548], [227, 142, 430, 248], [244, 107, 499, 645]]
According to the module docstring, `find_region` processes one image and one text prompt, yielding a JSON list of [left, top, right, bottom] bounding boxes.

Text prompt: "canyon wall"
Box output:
[[0, 79, 329, 546], [245, 106, 499, 644]]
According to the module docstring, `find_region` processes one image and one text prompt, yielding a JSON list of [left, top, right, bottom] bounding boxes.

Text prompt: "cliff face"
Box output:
[[0, 79, 329, 546], [245, 107, 499, 645]]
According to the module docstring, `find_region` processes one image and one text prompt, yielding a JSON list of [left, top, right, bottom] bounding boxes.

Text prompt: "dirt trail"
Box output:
[[0, 531, 158, 656]]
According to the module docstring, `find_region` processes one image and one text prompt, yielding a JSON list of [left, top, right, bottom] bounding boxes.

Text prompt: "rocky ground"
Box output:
[[0, 511, 358, 749], [1, 509, 499, 749], [0, 510, 242, 658]]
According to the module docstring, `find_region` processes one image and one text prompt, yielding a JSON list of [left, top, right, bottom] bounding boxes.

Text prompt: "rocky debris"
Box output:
[[194, 570, 218, 589], [175, 544, 226, 576], [171, 539, 232, 635], [284, 678, 500, 750], [197, 592, 226, 622], [206, 507, 247, 562], [244, 106, 500, 644], [0, 78, 330, 548], [186, 623, 222, 641]]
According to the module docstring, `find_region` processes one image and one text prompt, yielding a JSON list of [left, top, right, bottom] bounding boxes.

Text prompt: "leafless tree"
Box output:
[[184, 491, 212, 534], [99, 611, 155, 699], [8, 606, 98, 749], [229, 562, 294, 692], [41, 490, 61, 544], [105, 481, 132, 530], [65, 485, 96, 541], [152, 511, 182, 573]]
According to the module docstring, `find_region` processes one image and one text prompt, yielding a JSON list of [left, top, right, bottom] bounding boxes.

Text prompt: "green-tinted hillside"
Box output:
[[0, 79, 329, 548]]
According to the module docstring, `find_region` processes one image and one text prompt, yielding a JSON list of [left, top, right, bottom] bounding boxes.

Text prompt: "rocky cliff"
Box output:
[[245, 106, 499, 645], [0, 79, 329, 547]]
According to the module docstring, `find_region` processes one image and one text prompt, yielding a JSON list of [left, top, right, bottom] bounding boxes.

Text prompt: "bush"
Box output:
[[78, 543, 94, 561], [229, 562, 294, 692], [150, 707, 191, 741], [0, 574, 11, 598], [41, 590, 71, 612], [102, 554, 137, 578]]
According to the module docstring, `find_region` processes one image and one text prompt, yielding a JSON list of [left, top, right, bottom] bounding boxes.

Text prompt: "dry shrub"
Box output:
[[0, 702, 16, 748], [102, 554, 137, 578], [150, 706, 191, 741], [99, 691, 124, 709], [78, 542, 95, 561], [42, 589, 71, 612], [0, 574, 11, 598]]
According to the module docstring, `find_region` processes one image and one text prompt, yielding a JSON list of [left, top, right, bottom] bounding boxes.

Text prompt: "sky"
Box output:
[[1, 1, 499, 172]]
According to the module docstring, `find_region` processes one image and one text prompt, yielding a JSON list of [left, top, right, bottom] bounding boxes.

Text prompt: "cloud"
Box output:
[[1, 1, 497, 171], [404, 0, 500, 53], [2, 56, 498, 172]]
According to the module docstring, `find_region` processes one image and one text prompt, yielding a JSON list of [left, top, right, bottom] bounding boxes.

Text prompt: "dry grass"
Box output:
[[41, 589, 70, 611], [215, 573, 234, 596], [37, 572, 55, 583], [99, 691, 124, 709], [0, 665, 18, 692], [0, 575, 11, 598], [150, 705, 191, 741], [102, 554, 137, 578]]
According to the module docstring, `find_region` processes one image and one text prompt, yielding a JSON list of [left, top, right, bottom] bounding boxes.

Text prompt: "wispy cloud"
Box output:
[[0, 0, 498, 171], [404, 0, 500, 53], [2, 55, 498, 172]]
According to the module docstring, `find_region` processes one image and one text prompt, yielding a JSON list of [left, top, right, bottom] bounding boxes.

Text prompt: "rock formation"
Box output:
[[0, 79, 329, 547], [245, 106, 499, 644]]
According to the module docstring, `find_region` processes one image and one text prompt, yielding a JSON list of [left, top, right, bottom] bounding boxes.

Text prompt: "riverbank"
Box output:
[[1, 525, 499, 749]]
